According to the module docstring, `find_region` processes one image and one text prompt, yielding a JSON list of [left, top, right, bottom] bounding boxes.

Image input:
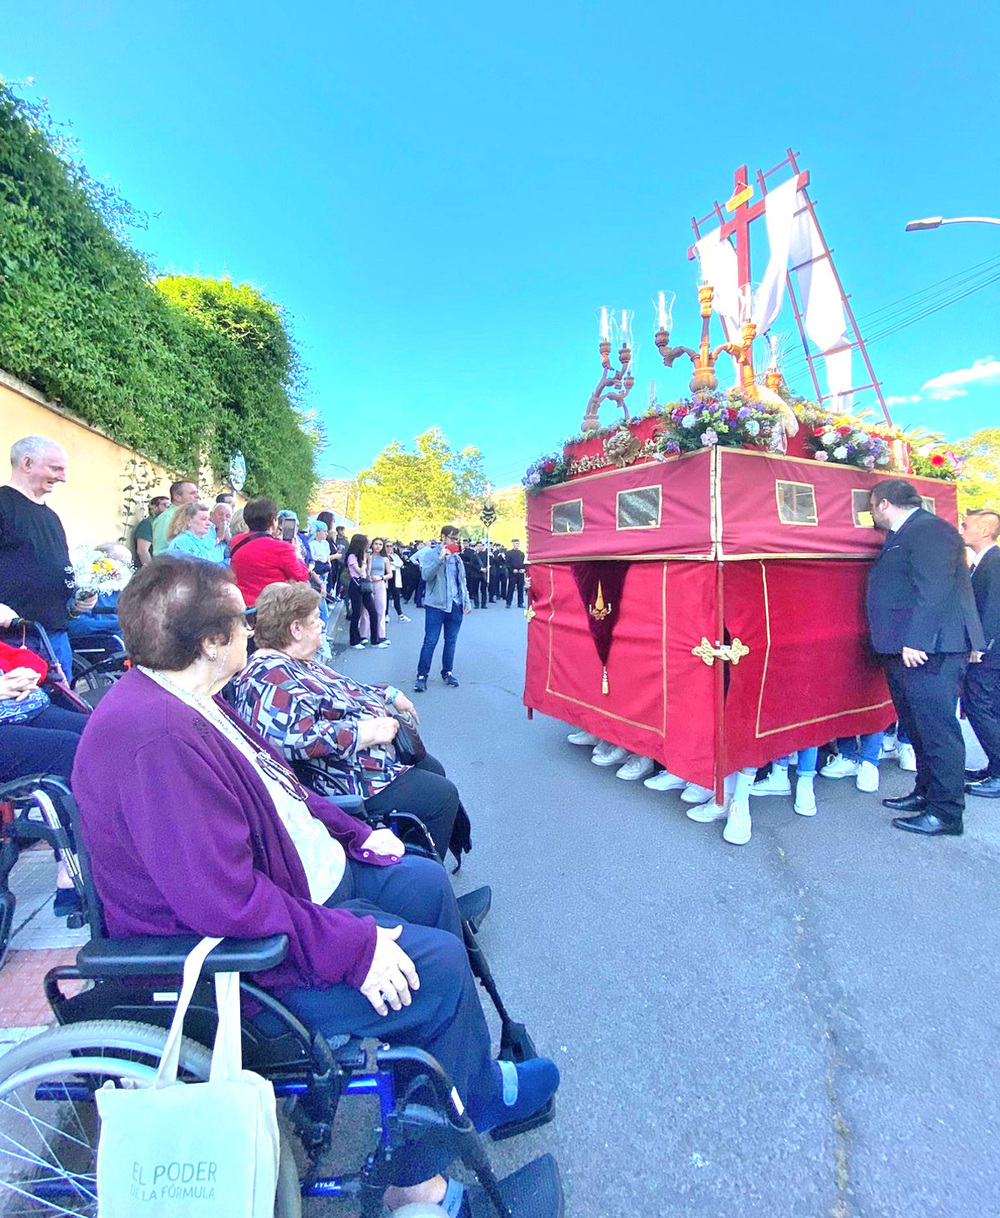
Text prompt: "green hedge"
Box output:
[[0, 83, 318, 514]]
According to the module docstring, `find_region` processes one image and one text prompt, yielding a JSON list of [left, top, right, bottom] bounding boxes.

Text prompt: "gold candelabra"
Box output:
[[580, 308, 636, 432], [654, 284, 756, 393]]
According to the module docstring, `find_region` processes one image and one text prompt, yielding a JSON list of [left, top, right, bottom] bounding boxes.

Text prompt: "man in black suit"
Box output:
[[960, 508, 1000, 797], [506, 539, 527, 608], [866, 479, 985, 836]]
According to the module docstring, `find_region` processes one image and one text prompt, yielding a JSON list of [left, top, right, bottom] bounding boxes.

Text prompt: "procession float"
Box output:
[[521, 152, 963, 795]]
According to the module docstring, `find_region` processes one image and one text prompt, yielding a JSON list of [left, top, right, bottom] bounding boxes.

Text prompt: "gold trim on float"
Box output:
[[532, 552, 715, 563], [661, 564, 668, 736], [548, 447, 701, 488], [550, 498, 584, 535], [711, 444, 722, 559], [774, 480, 819, 527], [753, 561, 894, 738], [721, 551, 880, 561], [692, 637, 751, 666], [615, 485, 662, 530]]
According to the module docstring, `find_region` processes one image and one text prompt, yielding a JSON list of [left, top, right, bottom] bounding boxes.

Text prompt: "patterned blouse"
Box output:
[[231, 651, 408, 800]]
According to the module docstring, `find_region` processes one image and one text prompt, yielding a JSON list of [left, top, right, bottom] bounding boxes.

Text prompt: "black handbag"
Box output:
[[392, 710, 426, 766]]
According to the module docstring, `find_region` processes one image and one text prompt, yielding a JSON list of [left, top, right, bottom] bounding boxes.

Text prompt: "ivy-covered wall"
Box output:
[[0, 82, 318, 515]]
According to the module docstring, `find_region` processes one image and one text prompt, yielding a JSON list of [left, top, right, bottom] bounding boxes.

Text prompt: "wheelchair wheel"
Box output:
[[0, 1020, 301, 1216]]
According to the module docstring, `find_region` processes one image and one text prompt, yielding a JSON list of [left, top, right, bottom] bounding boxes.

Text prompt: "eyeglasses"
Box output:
[[239, 608, 257, 636]]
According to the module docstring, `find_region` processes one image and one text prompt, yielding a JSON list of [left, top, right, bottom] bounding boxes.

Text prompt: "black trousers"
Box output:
[[964, 662, 1000, 777], [0, 705, 88, 783], [347, 580, 379, 646], [884, 653, 967, 822], [506, 571, 525, 607], [469, 573, 487, 608], [363, 753, 459, 861], [269, 854, 494, 1187], [388, 582, 404, 617]]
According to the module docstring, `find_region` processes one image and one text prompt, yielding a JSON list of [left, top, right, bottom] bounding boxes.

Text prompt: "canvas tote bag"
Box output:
[[96, 936, 280, 1217]]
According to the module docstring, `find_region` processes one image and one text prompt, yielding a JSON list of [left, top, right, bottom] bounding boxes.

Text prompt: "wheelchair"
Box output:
[[0, 789, 564, 1217], [69, 628, 130, 705]]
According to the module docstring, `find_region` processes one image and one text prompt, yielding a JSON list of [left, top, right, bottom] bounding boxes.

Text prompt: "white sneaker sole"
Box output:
[[617, 766, 654, 781], [794, 801, 818, 817], [643, 776, 687, 792], [687, 802, 729, 823], [749, 785, 792, 798]]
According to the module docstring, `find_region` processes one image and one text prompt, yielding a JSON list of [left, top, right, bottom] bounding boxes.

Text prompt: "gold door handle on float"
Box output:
[[691, 637, 751, 667]]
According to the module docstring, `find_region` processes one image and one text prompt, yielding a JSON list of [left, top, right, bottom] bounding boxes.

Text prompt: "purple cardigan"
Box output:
[[71, 668, 394, 994]]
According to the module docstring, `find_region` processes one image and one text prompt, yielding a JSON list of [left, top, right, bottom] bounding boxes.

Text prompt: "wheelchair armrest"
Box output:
[[76, 933, 289, 979], [327, 794, 365, 815]]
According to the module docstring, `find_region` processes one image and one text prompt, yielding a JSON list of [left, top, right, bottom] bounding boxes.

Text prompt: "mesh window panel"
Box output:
[[616, 486, 661, 529], [775, 481, 818, 526], [851, 489, 874, 528], [921, 496, 936, 514], [551, 500, 584, 534]]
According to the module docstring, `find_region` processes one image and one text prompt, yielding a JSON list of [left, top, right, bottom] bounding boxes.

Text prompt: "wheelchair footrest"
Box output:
[[470, 1154, 564, 1218], [489, 1096, 556, 1142]]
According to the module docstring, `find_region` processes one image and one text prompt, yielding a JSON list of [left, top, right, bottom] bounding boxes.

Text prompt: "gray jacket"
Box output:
[[416, 543, 471, 612]]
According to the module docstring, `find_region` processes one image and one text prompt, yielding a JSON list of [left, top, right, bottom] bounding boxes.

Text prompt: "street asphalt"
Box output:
[[338, 602, 1000, 1218]]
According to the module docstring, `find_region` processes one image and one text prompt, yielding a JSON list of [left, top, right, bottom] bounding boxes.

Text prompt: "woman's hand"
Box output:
[[356, 716, 400, 749], [392, 693, 419, 724], [0, 669, 38, 701], [362, 827, 405, 858], [359, 924, 420, 1015]]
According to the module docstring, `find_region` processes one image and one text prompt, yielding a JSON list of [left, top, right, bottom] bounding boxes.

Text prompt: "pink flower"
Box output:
[[814, 451, 828, 461]]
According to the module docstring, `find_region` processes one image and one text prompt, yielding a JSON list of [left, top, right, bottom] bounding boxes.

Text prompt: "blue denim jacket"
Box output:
[[416, 543, 471, 612]]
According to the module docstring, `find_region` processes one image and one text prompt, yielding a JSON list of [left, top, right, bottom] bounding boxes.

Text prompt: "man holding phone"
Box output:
[[0, 435, 96, 677], [413, 525, 472, 693]]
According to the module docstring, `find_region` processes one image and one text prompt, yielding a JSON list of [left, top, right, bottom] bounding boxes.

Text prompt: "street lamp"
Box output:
[[324, 463, 361, 530], [905, 215, 1000, 231]]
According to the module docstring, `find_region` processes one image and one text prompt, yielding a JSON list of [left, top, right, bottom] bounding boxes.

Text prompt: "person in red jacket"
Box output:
[[229, 497, 310, 607]]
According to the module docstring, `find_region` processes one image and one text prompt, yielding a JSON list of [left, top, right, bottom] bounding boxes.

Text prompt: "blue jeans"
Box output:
[[837, 732, 881, 765], [776, 747, 818, 776], [417, 602, 464, 678]]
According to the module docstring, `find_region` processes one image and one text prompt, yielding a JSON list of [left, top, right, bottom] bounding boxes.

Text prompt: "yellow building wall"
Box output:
[[0, 371, 241, 550]]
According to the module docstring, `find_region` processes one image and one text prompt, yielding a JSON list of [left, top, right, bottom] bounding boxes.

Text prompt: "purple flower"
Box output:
[[701, 429, 719, 446], [737, 406, 752, 420]]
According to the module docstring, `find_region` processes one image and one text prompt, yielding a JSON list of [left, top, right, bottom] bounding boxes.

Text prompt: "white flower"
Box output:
[[701, 429, 719, 446], [681, 413, 697, 429], [833, 445, 848, 460], [822, 431, 837, 445], [745, 419, 760, 436], [528, 472, 541, 485]]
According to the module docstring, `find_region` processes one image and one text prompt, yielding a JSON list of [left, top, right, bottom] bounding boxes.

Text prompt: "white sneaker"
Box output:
[[680, 782, 714, 804], [794, 777, 817, 816], [880, 733, 898, 760], [567, 729, 601, 747], [398, 614, 411, 622], [898, 743, 917, 772], [592, 742, 630, 767], [750, 769, 792, 797], [687, 799, 729, 823], [643, 768, 687, 791], [375, 640, 391, 649], [352, 643, 366, 650], [616, 754, 655, 781], [723, 801, 752, 845], [856, 760, 879, 793], [820, 755, 859, 780]]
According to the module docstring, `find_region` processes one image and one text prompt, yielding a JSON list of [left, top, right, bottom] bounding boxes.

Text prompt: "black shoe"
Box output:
[[965, 768, 989, 783], [882, 792, 926, 812], [456, 885, 492, 934], [965, 776, 1000, 798], [414, 675, 428, 693], [442, 672, 460, 688], [53, 888, 82, 917], [892, 812, 963, 836]]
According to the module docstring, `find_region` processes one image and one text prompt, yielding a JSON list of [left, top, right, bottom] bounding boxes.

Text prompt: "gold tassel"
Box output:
[[602, 665, 609, 695]]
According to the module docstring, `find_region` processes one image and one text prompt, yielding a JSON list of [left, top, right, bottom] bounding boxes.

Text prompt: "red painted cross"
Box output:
[[687, 163, 810, 291]]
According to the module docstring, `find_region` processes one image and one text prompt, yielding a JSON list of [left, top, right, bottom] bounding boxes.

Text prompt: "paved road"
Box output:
[[341, 604, 1000, 1218]]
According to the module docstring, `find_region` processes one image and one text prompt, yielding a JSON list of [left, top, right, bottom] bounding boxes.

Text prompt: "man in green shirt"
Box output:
[[132, 495, 170, 566], [151, 480, 199, 556]]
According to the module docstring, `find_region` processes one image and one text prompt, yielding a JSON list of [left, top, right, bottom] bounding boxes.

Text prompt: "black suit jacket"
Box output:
[[972, 545, 1000, 667], [866, 508, 985, 655]]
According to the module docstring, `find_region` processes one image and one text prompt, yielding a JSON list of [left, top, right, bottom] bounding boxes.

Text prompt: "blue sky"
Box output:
[[4, 0, 999, 488]]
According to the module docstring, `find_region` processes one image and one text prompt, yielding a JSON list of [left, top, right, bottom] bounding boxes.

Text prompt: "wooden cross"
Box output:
[[687, 162, 810, 290]]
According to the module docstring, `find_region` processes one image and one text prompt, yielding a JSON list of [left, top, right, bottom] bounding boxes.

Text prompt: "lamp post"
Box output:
[[325, 463, 361, 530], [905, 215, 1000, 232]]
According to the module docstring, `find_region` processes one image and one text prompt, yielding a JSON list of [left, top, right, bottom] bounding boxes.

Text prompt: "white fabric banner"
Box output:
[[755, 177, 799, 336], [694, 230, 740, 340]]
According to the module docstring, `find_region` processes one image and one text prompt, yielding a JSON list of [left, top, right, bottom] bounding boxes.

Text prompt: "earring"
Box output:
[[209, 651, 218, 662]]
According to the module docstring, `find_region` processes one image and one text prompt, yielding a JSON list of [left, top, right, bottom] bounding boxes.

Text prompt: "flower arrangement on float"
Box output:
[[907, 445, 965, 481], [805, 418, 894, 471], [654, 390, 778, 455], [523, 451, 571, 491]]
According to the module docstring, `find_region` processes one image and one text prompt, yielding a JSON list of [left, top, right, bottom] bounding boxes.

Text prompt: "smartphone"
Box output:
[[280, 520, 297, 542]]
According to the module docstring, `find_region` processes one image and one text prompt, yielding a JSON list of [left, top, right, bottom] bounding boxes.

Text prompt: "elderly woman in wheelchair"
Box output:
[[45, 557, 559, 1215], [231, 580, 471, 866]]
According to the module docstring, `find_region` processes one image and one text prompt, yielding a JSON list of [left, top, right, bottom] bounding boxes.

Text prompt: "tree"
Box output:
[[955, 428, 1000, 512], [358, 427, 487, 537]]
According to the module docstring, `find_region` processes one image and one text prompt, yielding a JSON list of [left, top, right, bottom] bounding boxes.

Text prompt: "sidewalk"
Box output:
[[0, 844, 89, 1053]]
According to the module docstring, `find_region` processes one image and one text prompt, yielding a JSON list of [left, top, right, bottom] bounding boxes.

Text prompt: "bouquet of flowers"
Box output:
[[908, 446, 965, 481], [523, 451, 570, 493], [806, 418, 893, 471], [72, 548, 133, 596], [654, 391, 778, 455]]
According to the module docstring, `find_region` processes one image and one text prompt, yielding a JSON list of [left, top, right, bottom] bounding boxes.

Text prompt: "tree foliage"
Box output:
[[357, 428, 488, 537], [955, 428, 1000, 512], [0, 81, 318, 515]]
